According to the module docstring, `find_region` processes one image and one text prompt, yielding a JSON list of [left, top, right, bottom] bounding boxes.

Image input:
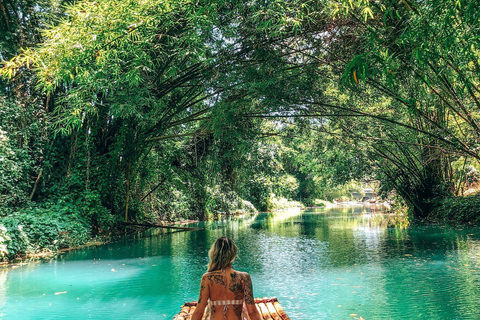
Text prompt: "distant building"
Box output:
[[363, 188, 375, 200]]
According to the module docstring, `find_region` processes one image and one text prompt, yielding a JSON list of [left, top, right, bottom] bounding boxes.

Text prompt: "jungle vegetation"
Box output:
[[1, 0, 479, 260]]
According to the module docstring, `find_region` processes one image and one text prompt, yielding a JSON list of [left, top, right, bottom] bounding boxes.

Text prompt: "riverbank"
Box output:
[[3, 193, 478, 265], [0, 194, 257, 265], [0, 217, 203, 266], [0, 197, 299, 266], [0, 239, 107, 268]]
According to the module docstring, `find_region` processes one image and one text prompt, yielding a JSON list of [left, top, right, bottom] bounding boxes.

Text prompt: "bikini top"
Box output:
[[210, 299, 243, 306]]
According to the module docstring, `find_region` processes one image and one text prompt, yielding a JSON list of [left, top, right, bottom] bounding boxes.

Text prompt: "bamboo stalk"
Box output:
[[29, 169, 43, 200], [258, 302, 274, 320], [272, 300, 290, 320], [265, 302, 282, 320]]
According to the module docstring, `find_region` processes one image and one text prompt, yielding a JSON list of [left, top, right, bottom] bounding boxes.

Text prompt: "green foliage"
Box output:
[[266, 194, 303, 211], [0, 127, 28, 207], [388, 195, 411, 228], [287, 0, 480, 217], [0, 224, 12, 258], [429, 195, 480, 225], [322, 180, 364, 202], [1, 0, 318, 227], [0, 203, 91, 261], [1, 219, 32, 259], [1, 0, 480, 253], [0, 0, 74, 59]]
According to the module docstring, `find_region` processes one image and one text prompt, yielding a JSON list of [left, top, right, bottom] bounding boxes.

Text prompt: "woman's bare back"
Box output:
[[200, 268, 254, 320]]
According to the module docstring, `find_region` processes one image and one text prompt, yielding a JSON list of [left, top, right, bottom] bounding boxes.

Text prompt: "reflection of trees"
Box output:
[[321, 228, 480, 319], [315, 207, 391, 267], [248, 206, 394, 268], [364, 235, 480, 318], [250, 209, 302, 230], [443, 237, 480, 317]]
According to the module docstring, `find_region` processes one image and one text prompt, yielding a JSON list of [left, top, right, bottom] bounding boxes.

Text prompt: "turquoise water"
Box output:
[[1, 206, 480, 319]]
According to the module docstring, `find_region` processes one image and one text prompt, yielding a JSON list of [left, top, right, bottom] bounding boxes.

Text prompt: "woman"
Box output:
[[191, 237, 262, 320]]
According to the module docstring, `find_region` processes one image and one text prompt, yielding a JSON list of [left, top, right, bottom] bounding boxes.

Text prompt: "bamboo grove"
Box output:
[[1, 0, 480, 259]]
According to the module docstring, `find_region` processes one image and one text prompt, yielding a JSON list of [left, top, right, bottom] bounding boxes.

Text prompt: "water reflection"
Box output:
[[0, 205, 479, 320]]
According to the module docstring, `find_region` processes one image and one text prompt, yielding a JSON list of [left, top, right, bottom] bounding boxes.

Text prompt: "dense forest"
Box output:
[[1, 0, 479, 261]]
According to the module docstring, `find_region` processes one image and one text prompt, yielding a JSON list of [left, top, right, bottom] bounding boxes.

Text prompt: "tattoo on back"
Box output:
[[229, 272, 244, 300], [244, 273, 254, 305], [229, 272, 245, 317], [204, 271, 255, 318], [205, 274, 226, 287]]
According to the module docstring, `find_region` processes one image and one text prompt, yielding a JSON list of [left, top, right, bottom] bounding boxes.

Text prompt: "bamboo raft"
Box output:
[[173, 297, 291, 320]]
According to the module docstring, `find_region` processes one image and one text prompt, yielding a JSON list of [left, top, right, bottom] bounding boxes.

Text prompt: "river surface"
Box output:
[[1, 206, 480, 319]]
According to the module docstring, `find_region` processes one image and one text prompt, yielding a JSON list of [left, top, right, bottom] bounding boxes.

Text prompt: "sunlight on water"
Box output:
[[1, 206, 480, 319]]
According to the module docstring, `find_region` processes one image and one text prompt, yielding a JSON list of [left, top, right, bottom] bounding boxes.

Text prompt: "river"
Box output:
[[1, 205, 480, 319]]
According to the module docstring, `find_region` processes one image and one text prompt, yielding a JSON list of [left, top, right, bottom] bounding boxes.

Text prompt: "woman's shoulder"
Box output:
[[234, 270, 248, 275], [204, 269, 225, 275], [202, 270, 225, 279], [203, 269, 250, 277], [203, 270, 220, 277], [232, 270, 251, 279]]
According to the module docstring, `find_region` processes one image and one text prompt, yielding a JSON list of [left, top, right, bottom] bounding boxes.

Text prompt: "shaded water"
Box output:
[[1, 206, 480, 319]]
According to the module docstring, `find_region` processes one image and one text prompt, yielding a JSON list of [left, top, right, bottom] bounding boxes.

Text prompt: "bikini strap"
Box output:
[[210, 300, 244, 306]]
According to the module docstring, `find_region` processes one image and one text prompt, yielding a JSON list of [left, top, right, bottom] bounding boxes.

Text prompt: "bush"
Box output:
[[0, 127, 29, 208], [429, 195, 480, 224], [0, 224, 11, 258], [0, 203, 92, 261], [74, 191, 115, 231], [388, 195, 411, 228], [204, 187, 257, 216], [266, 193, 303, 211]]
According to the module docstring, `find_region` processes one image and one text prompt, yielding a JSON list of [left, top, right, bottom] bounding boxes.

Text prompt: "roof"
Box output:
[[173, 297, 291, 320]]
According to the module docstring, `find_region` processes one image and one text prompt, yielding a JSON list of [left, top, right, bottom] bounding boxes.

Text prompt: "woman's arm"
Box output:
[[245, 273, 262, 320], [191, 274, 209, 320]]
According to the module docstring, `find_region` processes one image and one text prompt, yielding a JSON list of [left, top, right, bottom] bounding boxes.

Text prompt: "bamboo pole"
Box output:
[[29, 169, 43, 200]]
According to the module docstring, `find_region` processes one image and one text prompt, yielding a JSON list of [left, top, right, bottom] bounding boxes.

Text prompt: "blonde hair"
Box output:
[[207, 237, 238, 272]]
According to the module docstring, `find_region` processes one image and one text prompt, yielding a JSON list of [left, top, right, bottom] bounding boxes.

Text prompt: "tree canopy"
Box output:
[[1, 0, 479, 251]]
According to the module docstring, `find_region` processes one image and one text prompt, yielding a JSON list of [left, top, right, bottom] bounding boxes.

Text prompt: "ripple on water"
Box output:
[[1, 206, 480, 319]]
